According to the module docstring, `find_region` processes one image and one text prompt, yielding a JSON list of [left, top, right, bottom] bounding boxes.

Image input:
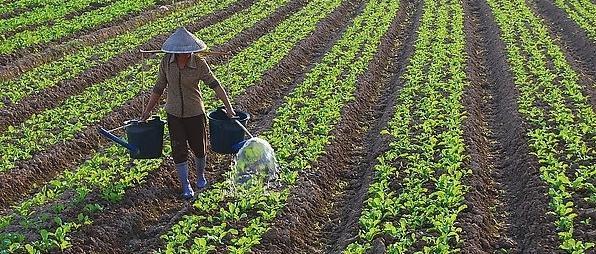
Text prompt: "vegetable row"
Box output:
[[552, 0, 596, 40], [0, 0, 64, 16], [0, 0, 157, 55], [0, 0, 289, 173], [344, 0, 469, 252], [0, 0, 323, 251], [0, 0, 238, 110], [161, 0, 350, 250], [0, 0, 290, 218], [487, 0, 595, 252], [0, 0, 112, 35], [0, 145, 161, 253], [160, 0, 399, 252]]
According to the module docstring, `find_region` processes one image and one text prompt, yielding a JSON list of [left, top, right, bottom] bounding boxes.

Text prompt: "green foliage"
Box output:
[[0, 0, 291, 252], [0, 0, 157, 54], [345, 0, 469, 251], [0, 0, 109, 35], [0, 0, 65, 16], [0, 0, 281, 173], [552, 0, 596, 40], [0, 233, 26, 254], [0, 0, 238, 109], [0, 63, 158, 172], [487, 0, 596, 252], [161, 0, 400, 252], [163, 1, 398, 250]]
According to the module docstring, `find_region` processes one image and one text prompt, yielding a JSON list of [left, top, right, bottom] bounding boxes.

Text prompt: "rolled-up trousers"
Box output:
[[167, 113, 207, 164]]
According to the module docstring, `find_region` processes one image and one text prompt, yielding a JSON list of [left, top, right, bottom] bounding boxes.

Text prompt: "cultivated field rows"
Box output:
[[0, 0, 594, 253]]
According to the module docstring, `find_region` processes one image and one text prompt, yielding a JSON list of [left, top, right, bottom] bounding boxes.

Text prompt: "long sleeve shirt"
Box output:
[[152, 53, 220, 118]]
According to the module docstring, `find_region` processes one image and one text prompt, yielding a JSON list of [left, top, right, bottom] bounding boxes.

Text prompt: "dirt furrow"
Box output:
[[527, 0, 596, 245], [321, 0, 421, 252], [0, 5, 39, 20], [0, 0, 190, 80], [0, 0, 301, 210], [0, 0, 255, 133], [2, 1, 117, 38], [457, 0, 560, 252], [251, 0, 422, 253], [60, 0, 364, 252], [527, 0, 596, 107], [234, 0, 363, 132]]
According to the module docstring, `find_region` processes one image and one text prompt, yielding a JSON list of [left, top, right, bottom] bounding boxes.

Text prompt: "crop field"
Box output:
[[0, 0, 594, 253]]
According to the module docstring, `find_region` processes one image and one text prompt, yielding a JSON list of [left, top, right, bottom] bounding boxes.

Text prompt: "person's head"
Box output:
[[175, 53, 191, 59]]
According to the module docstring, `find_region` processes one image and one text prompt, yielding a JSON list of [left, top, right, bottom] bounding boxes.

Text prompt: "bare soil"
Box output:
[[0, 5, 40, 20], [1, 0, 593, 252], [457, 0, 561, 253], [0, 0, 255, 133], [0, 0, 276, 210], [527, 0, 596, 108], [252, 0, 423, 253], [525, 0, 596, 245], [0, 0, 196, 80], [55, 0, 366, 252], [0, 0, 115, 38]]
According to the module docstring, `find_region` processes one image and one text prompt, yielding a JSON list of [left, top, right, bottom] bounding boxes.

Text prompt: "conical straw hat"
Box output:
[[161, 27, 207, 53]]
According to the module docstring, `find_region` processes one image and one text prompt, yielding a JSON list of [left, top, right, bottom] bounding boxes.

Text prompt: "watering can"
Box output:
[[97, 116, 166, 159]]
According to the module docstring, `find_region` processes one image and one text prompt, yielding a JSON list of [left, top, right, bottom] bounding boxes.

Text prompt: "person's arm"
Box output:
[[213, 85, 235, 118], [140, 92, 162, 121], [199, 57, 236, 118], [141, 57, 167, 121]]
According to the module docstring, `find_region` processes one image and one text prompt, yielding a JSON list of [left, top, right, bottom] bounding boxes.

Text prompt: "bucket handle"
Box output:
[[232, 118, 254, 138], [223, 107, 253, 138]]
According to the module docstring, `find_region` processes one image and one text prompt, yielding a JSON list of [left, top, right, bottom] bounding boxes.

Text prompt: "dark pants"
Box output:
[[167, 113, 207, 164]]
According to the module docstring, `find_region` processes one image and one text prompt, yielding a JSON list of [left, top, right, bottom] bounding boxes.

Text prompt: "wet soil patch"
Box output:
[[457, 0, 560, 253], [0, 0, 255, 133], [251, 0, 422, 253], [527, 0, 596, 108]]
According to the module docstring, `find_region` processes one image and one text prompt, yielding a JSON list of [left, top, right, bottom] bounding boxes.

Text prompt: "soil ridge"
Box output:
[[458, 0, 560, 252], [0, 0, 295, 210], [0, 0, 196, 80], [528, 0, 596, 107], [252, 0, 423, 252], [61, 0, 365, 252]]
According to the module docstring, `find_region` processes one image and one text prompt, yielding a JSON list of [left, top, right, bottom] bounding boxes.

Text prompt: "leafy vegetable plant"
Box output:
[[486, 0, 595, 252], [0, 0, 158, 54], [160, 0, 400, 252]]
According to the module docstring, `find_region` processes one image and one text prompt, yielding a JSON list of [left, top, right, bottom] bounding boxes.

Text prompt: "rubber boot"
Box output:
[[176, 161, 194, 199], [195, 156, 208, 189]]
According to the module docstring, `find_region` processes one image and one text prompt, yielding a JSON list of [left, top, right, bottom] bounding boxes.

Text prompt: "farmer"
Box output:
[[140, 27, 236, 199]]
